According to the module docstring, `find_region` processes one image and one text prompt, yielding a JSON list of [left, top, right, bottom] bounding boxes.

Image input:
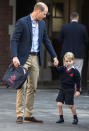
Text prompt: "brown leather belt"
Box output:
[[30, 52, 39, 56]]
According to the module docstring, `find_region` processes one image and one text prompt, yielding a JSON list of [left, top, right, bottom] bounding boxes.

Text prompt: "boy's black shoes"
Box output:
[[72, 118, 78, 124], [56, 118, 64, 123]]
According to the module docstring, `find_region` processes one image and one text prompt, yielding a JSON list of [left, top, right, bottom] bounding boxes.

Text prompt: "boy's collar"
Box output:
[[65, 65, 75, 71]]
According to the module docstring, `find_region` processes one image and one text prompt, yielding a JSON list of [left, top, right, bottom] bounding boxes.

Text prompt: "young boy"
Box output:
[[56, 52, 80, 124]]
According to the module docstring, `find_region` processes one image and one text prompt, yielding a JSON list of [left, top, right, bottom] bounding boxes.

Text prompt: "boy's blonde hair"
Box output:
[[63, 52, 75, 60]]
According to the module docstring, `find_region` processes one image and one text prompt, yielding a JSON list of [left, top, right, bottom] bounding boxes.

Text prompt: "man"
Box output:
[[58, 12, 88, 87], [10, 2, 59, 124]]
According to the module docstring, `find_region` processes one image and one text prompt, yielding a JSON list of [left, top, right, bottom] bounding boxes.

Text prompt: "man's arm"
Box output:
[[43, 22, 59, 66], [10, 19, 24, 67], [10, 19, 24, 58]]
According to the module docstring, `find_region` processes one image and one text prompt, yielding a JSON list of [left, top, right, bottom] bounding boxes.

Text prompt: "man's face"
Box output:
[[36, 8, 48, 20]]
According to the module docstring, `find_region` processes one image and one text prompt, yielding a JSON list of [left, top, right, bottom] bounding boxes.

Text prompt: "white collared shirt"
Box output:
[[71, 19, 78, 22], [30, 14, 39, 53]]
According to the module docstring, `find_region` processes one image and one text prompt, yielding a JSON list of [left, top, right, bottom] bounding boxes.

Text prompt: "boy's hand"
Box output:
[[53, 57, 59, 67], [75, 91, 80, 97]]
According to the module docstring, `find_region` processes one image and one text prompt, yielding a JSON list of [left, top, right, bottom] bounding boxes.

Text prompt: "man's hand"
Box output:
[[13, 57, 20, 67], [75, 91, 80, 97], [53, 57, 59, 67]]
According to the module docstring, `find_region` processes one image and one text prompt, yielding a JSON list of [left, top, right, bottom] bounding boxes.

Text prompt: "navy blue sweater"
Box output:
[[56, 66, 81, 91]]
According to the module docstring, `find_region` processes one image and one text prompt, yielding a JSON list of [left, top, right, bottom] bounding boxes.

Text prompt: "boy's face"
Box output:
[[64, 58, 74, 68]]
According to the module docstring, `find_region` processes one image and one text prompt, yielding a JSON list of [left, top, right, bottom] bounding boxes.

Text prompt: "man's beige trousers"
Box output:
[[16, 55, 39, 117]]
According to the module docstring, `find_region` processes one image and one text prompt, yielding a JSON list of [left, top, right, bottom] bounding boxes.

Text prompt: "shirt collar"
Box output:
[[71, 19, 78, 22], [30, 14, 38, 24]]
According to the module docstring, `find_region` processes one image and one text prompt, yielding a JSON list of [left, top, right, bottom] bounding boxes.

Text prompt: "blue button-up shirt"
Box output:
[[30, 14, 39, 52]]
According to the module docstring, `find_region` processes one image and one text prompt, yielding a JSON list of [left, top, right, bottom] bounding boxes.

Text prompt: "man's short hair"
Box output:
[[70, 12, 79, 19], [34, 2, 48, 12]]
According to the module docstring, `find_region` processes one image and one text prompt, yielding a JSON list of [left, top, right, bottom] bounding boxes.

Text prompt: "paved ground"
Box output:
[[0, 87, 89, 131]]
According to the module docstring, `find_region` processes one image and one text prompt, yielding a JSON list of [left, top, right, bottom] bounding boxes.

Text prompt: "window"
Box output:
[[52, 2, 64, 32]]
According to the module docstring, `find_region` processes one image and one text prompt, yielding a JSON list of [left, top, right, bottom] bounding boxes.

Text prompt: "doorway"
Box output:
[[16, 0, 36, 21], [51, 0, 64, 80], [81, 0, 89, 90]]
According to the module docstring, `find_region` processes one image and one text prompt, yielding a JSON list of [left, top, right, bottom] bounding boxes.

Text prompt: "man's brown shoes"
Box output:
[[24, 117, 43, 123], [16, 116, 23, 124]]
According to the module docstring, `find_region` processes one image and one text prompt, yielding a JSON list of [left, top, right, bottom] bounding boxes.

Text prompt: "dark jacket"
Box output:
[[59, 22, 89, 58], [10, 15, 57, 66]]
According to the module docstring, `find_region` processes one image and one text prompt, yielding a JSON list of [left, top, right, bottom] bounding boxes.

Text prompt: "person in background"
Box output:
[[10, 2, 59, 124], [58, 12, 88, 90], [55, 52, 80, 125]]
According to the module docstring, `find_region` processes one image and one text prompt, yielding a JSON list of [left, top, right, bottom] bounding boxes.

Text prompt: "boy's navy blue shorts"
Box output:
[[56, 89, 74, 105]]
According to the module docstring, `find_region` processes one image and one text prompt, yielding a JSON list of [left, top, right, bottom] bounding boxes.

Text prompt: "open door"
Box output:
[[16, 0, 36, 21], [81, 0, 89, 90]]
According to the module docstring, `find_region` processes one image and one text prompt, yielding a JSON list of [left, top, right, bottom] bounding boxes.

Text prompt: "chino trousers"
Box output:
[[16, 55, 39, 117], [74, 58, 83, 76], [74, 58, 83, 91]]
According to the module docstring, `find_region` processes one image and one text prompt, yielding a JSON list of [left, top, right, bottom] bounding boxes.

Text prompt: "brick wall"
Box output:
[[0, 0, 12, 81]]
